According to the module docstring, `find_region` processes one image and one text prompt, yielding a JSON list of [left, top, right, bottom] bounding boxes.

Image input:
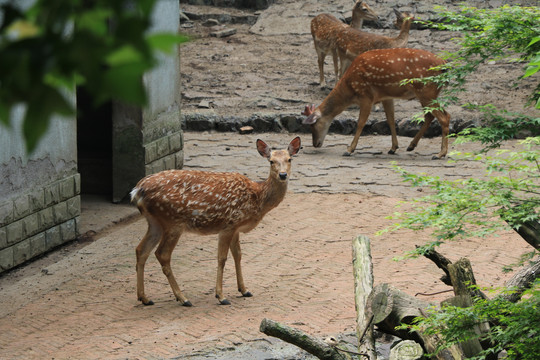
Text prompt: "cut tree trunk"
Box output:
[[446, 258, 492, 359], [367, 283, 463, 360], [500, 257, 540, 303], [352, 235, 377, 359], [389, 340, 424, 360]]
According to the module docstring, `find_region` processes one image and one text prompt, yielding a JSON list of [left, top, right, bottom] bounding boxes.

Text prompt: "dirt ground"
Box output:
[[0, 1, 538, 359], [179, 0, 538, 128], [0, 132, 534, 359]]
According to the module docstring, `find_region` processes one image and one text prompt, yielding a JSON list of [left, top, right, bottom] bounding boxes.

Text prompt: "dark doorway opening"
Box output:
[[76, 87, 113, 198]]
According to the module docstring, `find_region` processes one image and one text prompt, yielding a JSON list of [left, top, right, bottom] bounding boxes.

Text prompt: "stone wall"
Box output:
[[0, 0, 183, 271], [185, 0, 275, 10], [0, 104, 80, 272]]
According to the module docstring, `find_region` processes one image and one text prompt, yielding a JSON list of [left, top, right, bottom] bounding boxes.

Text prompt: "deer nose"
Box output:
[[279, 172, 288, 180]]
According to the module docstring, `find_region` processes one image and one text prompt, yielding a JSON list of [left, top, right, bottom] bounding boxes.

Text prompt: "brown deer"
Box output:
[[311, 0, 379, 88], [130, 137, 301, 306], [336, 9, 414, 77], [302, 48, 451, 159]]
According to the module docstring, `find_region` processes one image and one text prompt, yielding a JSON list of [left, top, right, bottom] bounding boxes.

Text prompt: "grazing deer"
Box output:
[[302, 48, 451, 159], [311, 0, 379, 87], [336, 9, 414, 77], [131, 137, 301, 306]]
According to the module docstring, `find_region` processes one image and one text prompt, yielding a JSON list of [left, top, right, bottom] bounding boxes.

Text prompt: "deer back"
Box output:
[[131, 170, 266, 235], [343, 48, 446, 100], [337, 13, 413, 61], [311, 13, 346, 45]]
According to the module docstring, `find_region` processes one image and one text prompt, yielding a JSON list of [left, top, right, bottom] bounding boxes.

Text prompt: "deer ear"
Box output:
[[256, 139, 271, 158], [303, 112, 318, 125], [288, 136, 301, 156]]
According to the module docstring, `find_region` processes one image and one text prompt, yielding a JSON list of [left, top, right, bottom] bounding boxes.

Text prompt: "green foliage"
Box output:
[[386, 6, 540, 357], [0, 0, 188, 152], [382, 137, 540, 258], [403, 281, 540, 360], [424, 5, 540, 109]]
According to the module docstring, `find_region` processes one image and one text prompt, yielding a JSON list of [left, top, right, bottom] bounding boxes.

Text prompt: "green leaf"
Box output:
[[76, 8, 112, 37], [146, 32, 189, 54], [101, 63, 148, 104], [106, 45, 144, 66]]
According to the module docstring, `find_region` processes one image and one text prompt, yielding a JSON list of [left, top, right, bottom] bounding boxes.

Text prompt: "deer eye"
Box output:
[[270, 160, 275, 165], [288, 158, 292, 162]]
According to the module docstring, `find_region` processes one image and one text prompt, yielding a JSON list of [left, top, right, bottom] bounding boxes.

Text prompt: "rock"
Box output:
[[198, 100, 211, 108], [239, 126, 254, 134], [203, 18, 220, 27], [210, 28, 237, 38]]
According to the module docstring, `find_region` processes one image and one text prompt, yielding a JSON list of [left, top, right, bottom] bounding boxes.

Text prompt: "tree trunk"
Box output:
[[352, 235, 377, 359], [259, 318, 348, 360], [389, 340, 424, 360], [446, 258, 491, 359], [500, 257, 540, 303], [368, 283, 463, 360]]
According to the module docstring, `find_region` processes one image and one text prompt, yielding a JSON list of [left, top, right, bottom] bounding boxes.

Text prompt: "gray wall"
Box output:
[[0, 103, 80, 272], [141, 0, 184, 177], [1, 0, 184, 271]]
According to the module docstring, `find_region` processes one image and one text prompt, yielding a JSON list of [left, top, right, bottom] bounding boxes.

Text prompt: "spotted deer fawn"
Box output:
[[131, 137, 301, 306], [302, 48, 451, 159], [336, 9, 414, 77], [311, 0, 379, 88]]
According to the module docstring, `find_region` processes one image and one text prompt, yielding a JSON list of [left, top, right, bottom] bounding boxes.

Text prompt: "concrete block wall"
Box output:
[[144, 130, 184, 174], [0, 174, 80, 271]]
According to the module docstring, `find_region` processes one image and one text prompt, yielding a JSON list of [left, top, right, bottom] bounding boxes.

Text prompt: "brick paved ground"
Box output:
[[0, 133, 531, 359]]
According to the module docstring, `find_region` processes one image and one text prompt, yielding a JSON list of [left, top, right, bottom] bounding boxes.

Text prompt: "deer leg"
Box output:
[[406, 111, 434, 154], [345, 99, 373, 156], [433, 108, 451, 159], [155, 229, 192, 306], [135, 220, 162, 305], [216, 232, 234, 305], [332, 49, 340, 83], [381, 99, 399, 154], [229, 232, 252, 298], [316, 46, 327, 88]]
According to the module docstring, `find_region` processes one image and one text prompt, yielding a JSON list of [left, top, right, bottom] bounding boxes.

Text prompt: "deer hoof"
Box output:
[[242, 291, 253, 298], [431, 155, 444, 160], [406, 146, 415, 152], [219, 298, 231, 305], [342, 151, 353, 157], [388, 149, 396, 155], [182, 300, 193, 307], [142, 300, 154, 306]]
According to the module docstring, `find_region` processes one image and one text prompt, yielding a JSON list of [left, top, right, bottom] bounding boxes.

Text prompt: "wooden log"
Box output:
[[500, 257, 540, 303], [368, 283, 463, 360], [259, 318, 348, 360], [448, 258, 485, 299], [352, 235, 377, 359], [389, 340, 424, 360], [447, 258, 489, 358], [420, 247, 452, 285]]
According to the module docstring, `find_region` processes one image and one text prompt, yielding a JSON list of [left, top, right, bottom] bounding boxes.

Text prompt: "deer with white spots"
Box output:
[[311, 0, 379, 88], [336, 9, 414, 77], [130, 137, 301, 306], [302, 48, 451, 159]]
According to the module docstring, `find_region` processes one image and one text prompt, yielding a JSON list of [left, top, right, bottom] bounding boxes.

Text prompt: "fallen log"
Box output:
[[500, 257, 540, 303], [352, 235, 377, 359], [259, 318, 348, 360], [367, 283, 463, 360], [389, 340, 424, 360]]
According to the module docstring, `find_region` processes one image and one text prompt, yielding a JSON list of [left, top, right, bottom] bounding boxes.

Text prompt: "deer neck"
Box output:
[[350, 17, 363, 30], [394, 18, 411, 46], [260, 176, 288, 213], [320, 83, 354, 118]]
